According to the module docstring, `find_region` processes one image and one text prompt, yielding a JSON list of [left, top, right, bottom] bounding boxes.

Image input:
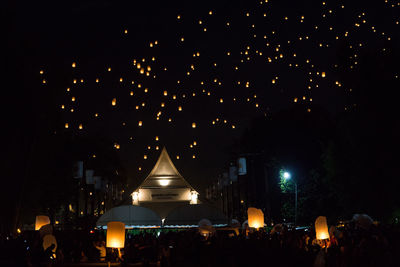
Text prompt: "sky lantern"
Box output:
[[138, 121, 142, 127], [106, 221, 125, 248], [112, 98, 117, 106], [315, 216, 329, 240], [321, 72, 326, 77], [247, 207, 264, 229], [64, 123, 69, 129], [78, 124, 83, 130], [192, 122, 196, 128], [72, 62, 76, 68], [35, 215, 50, 231]]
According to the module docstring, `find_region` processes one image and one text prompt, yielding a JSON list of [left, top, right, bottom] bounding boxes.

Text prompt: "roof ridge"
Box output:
[[135, 147, 194, 191]]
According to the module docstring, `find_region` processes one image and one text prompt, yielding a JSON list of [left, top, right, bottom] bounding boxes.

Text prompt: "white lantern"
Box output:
[[247, 207, 264, 229], [315, 216, 330, 240], [106, 221, 125, 248]]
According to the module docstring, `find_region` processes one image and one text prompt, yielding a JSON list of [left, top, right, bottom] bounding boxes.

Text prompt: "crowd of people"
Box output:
[[1, 221, 399, 267]]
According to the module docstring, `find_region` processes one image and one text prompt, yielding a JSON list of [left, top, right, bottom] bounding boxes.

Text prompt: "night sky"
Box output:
[[5, 0, 399, 200]]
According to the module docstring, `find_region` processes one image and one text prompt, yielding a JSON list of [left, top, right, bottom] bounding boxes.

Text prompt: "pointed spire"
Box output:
[[137, 147, 194, 190]]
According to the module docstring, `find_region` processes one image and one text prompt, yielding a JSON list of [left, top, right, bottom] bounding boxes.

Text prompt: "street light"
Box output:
[[283, 171, 297, 227], [283, 171, 291, 179]]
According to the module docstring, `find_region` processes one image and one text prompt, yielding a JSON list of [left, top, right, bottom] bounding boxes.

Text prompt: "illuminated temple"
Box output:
[[130, 147, 200, 218], [96, 147, 228, 228]]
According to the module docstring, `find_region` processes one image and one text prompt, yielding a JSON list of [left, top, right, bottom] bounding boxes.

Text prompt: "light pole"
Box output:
[[283, 171, 297, 227]]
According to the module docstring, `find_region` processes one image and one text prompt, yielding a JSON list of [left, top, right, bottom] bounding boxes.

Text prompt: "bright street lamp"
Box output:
[[283, 171, 291, 179], [283, 171, 297, 227]]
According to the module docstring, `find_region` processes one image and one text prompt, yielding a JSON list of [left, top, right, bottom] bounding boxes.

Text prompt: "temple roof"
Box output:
[[136, 147, 195, 190]]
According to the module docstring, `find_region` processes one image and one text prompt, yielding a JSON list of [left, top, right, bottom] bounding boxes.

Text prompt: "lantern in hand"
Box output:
[[247, 207, 264, 229], [106, 221, 125, 248], [315, 216, 329, 240]]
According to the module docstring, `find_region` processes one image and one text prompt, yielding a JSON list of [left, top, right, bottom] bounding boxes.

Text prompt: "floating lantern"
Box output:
[[35, 215, 50, 231], [106, 222, 125, 248], [315, 216, 329, 240], [247, 207, 264, 229]]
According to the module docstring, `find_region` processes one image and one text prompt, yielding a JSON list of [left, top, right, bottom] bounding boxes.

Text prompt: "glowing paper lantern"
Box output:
[[315, 216, 330, 240], [35, 215, 50, 231], [42, 234, 57, 256], [106, 222, 125, 248], [247, 207, 264, 229]]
